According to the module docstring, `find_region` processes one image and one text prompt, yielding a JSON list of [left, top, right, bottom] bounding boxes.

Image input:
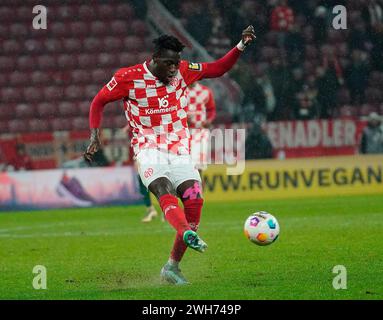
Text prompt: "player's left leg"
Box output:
[[161, 179, 206, 285]]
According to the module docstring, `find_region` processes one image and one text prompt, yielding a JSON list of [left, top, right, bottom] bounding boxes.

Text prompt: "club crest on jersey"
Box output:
[[106, 77, 117, 91], [188, 62, 202, 71], [158, 96, 169, 108], [169, 77, 180, 87]]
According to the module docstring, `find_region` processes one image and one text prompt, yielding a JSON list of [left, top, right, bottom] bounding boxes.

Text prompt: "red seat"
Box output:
[[0, 56, 16, 72], [77, 101, 91, 117], [62, 38, 82, 53], [44, 38, 63, 53], [69, 21, 89, 37], [97, 4, 114, 20], [123, 36, 145, 53], [57, 54, 77, 69], [2, 88, 20, 103], [24, 39, 43, 54], [15, 103, 35, 119], [53, 71, 72, 86], [65, 85, 85, 100], [16, 6, 31, 21], [16, 56, 35, 70], [51, 22, 68, 37], [83, 37, 103, 52], [44, 86, 64, 101], [72, 117, 88, 130], [8, 119, 29, 133], [37, 55, 56, 70], [85, 85, 99, 98], [50, 118, 72, 131], [138, 52, 151, 63], [0, 121, 9, 134], [37, 102, 55, 117], [58, 102, 78, 117], [97, 53, 116, 68], [56, 5, 75, 20], [78, 54, 98, 69], [9, 71, 29, 87], [0, 103, 15, 121], [31, 71, 50, 85], [90, 21, 108, 36], [103, 37, 123, 52], [78, 5, 96, 21], [92, 69, 108, 84], [115, 3, 134, 20], [24, 87, 43, 103], [119, 52, 137, 66], [0, 7, 13, 23], [0, 25, 9, 40], [29, 118, 51, 132], [3, 40, 22, 55], [110, 20, 128, 36], [0, 74, 7, 88], [71, 70, 89, 84]]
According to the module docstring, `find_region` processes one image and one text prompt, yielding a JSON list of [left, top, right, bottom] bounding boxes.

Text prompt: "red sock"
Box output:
[[170, 198, 204, 262], [159, 194, 189, 236]]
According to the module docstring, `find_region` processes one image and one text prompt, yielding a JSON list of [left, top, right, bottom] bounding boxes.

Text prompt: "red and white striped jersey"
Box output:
[[185, 83, 216, 129], [89, 45, 243, 157], [103, 61, 210, 156]]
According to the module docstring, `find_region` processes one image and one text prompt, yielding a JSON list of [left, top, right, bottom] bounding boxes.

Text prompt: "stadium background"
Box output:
[[0, 0, 382, 300]]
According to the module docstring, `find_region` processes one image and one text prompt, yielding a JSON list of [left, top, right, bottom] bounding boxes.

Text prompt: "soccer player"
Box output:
[[84, 26, 256, 285], [186, 83, 216, 173]]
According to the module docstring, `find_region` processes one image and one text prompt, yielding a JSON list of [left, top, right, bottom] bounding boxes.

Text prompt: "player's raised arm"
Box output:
[[84, 70, 129, 163], [183, 25, 256, 84]]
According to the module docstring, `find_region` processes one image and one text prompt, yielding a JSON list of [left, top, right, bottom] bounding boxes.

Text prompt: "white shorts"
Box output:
[[136, 148, 201, 189], [190, 128, 210, 171]]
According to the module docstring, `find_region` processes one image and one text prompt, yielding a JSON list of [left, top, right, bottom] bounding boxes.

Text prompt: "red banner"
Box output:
[[265, 119, 366, 158]]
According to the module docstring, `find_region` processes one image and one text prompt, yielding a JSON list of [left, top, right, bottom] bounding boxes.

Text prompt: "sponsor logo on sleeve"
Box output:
[[106, 77, 117, 91], [188, 62, 202, 71]]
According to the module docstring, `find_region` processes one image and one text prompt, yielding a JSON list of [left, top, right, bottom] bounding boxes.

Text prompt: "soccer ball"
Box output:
[[244, 211, 280, 246]]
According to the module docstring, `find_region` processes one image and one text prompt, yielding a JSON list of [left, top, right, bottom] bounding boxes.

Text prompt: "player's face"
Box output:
[[153, 49, 181, 85]]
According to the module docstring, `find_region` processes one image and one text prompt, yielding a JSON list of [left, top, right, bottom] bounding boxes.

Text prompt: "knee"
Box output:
[[180, 181, 203, 201], [149, 177, 175, 199]]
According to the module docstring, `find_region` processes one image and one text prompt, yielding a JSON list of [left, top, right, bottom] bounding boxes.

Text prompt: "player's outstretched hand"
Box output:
[[242, 25, 256, 46], [83, 129, 101, 164]]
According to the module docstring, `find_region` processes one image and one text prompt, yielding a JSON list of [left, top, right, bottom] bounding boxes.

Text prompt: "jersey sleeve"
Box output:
[[89, 68, 132, 129], [180, 46, 242, 85]]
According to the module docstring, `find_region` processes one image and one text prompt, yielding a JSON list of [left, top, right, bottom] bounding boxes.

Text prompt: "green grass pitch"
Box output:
[[0, 194, 382, 300]]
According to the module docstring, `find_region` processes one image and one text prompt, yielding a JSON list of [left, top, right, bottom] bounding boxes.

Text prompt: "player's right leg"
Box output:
[[148, 177, 191, 285]]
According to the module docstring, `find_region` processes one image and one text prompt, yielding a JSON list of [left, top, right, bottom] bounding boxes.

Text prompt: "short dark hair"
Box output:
[[152, 35, 185, 57]]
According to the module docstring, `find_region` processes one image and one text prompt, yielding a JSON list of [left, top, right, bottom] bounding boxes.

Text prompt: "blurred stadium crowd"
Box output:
[[163, 0, 383, 122]]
